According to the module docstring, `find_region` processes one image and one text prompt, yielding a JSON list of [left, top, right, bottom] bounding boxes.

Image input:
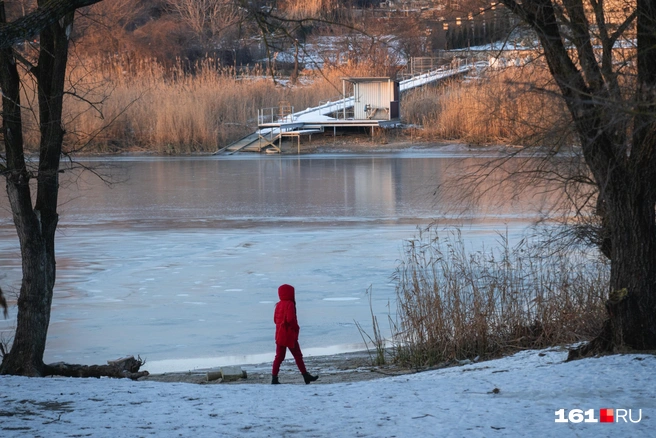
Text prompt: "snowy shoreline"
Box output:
[[2, 347, 654, 437], [140, 348, 403, 385]]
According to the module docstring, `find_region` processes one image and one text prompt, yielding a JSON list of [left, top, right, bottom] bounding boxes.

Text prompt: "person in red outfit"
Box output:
[[271, 284, 318, 384]]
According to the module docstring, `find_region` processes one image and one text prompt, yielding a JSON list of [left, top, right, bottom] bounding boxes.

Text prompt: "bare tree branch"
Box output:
[[0, 0, 102, 49]]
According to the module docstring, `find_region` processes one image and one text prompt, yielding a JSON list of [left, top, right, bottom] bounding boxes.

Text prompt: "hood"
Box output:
[[278, 284, 295, 302]]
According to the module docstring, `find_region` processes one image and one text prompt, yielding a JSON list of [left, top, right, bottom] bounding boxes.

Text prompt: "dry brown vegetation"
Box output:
[[61, 58, 286, 154], [390, 227, 608, 367], [402, 63, 575, 147], [280, 0, 339, 20]]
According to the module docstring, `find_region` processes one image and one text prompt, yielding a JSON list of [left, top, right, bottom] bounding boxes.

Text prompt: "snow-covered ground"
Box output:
[[1, 348, 653, 437]]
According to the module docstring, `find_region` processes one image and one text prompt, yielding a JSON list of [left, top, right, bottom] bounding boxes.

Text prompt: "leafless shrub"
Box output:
[[0, 334, 11, 360]]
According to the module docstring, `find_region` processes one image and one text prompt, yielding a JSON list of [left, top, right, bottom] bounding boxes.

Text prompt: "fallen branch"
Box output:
[[44, 356, 149, 380]]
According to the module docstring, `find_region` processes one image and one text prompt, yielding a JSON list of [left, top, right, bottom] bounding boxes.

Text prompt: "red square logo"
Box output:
[[600, 408, 614, 423]]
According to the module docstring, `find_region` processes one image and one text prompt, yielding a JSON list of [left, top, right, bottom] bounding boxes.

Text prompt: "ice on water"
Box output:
[[0, 152, 550, 372]]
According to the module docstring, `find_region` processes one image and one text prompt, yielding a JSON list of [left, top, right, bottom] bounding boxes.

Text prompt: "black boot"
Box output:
[[303, 372, 318, 384], [271, 375, 280, 385]]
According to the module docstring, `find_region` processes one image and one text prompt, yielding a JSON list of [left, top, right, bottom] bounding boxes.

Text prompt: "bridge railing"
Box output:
[[258, 105, 295, 125]]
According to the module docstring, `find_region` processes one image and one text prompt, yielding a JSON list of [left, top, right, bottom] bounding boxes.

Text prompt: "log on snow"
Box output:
[[44, 355, 149, 380]]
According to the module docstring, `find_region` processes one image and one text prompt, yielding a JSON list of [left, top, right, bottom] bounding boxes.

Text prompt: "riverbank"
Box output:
[[140, 349, 429, 385], [278, 130, 432, 154], [221, 130, 522, 157], [245, 130, 487, 155]]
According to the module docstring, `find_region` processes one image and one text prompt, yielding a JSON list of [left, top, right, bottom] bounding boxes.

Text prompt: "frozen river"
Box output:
[[0, 150, 553, 373]]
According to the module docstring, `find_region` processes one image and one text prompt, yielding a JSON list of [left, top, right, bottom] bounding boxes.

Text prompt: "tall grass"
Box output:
[[391, 226, 608, 367], [354, 286, 389, 366], [401, 65, 574, 146], [58, 58, 326, 154], [281, 0, 338, 20]]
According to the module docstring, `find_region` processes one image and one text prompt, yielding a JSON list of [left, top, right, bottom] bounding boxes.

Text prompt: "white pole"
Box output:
[[343, 80, 346, 119]]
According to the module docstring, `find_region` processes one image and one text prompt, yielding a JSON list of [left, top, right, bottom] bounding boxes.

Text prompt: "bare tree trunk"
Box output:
[[0, 6, 74, 376], [569, 186, 656, 359], [0, 2, 43, 375], [2, 1, 150, 378], [0, 287, 7, 318], [606, 188, 656, 349], [600, 0, 656, 353], [499, 0, 656, 357], [290, 39, 299, 85], [0, 0, 100, 49]]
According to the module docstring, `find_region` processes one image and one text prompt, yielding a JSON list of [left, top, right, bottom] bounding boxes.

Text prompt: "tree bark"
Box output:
[[0, 3, 73, 376], [1, 1, 150, 379], [0, 287, 8, 318], [0, 0, 101, 49], [600, 0, 656, 351], [606, 188, 656, 349], [602, 128, 656, 346], [499, 0, 656, 356], [0, 2, 44, 375]]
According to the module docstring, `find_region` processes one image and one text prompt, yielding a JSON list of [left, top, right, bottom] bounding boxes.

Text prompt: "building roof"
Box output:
[[341, 77, 397, 83]]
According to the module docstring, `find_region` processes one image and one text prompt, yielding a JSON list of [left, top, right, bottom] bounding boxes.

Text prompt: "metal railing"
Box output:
[[332, 106, 354, 120], [258, 105, 295, 125], [314, 96, 354, 120]]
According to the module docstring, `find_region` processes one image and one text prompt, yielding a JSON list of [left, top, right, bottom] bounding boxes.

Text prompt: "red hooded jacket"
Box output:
[[274, 284, 300, 348]]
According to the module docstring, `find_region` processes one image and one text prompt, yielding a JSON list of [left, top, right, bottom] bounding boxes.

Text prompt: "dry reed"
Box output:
[[60, 58, 304, 153], [391, 226, 608, 367], [355, 286, 388, 366], [280, 0, 338, 20], [401, 64, 573, 146]]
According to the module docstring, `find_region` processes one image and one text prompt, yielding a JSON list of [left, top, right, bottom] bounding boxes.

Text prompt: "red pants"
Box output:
[[272, 341, 307, 376]]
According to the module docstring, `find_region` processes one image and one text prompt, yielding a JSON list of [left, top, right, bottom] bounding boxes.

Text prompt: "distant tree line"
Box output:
[[64, 0, 514, 69]]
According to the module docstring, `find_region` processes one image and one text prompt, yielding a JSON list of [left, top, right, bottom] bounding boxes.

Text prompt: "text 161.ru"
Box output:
[[555, 409, 642, 423]]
